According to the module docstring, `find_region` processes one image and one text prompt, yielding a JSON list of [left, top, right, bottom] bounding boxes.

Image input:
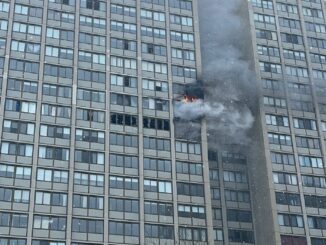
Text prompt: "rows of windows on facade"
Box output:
[[253, 0, 326, 244], [0, 0, 255, 244]]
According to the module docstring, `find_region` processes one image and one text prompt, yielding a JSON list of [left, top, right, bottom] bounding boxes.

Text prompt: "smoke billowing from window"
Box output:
[[174, 0, 257, 144]]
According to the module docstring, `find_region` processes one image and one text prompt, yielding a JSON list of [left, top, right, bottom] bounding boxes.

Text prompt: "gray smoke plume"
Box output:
[[174, 0, 256, 144]]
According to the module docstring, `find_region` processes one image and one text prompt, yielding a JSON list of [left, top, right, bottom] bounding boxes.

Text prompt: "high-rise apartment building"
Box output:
[[0, 0, 245, 245], [247, 0, 326, 244], [5, 0, 326, 244]]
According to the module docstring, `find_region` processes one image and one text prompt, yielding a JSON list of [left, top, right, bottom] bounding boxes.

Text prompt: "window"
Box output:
[[256, 29, 277, 40], [265, 114, 289, 126], [44, 64, 73, 78], [143, 117, 170, 131], [144, 201, 173, 216], [273, 172, 297, 185], [79, 51, 105, 65], [171, 31, 194, 43], [80, 33, 106, 46], [13, 22, 41, 35], [228, 229, 254, 243], [279, 17, 301, 29], [214, 229, 223, 241], [270, 152, 294, 165], [1, 142, 33, 157], [40, 125, 70, 139], [110, 176, 139, 190], [111, 113, 138, 127], [290, 100, 314, 112], [144, 158, 171, 172], [111, 4, 136, 17], [9, 59, 39, 74], [11, 40, 41, 55], [72, 218, 103, 234], [37, 168, 68, 183], [76, 108, 105, 123], [33, 215, 66, 230], [170, 14, 192, 26], [281, 33, 303, 44], [0, 212, 28, 228], [175, 141, 201, 154], [296, 136, 320, 149], [176, 161, 202, 175], [73, 194, 103, 209], [177, 182, 204, 197], [143, 97, 169, 111], [142, 43, 166, 56], [75, 129, 104, 143], [0, 164, 31, 179], [109, 221, 139, 237], [75, 150, 104, 165], [227, 209, 252, 223], [5, 99, 36, 114], [268, 133, 292, 146], [299, 155, 323, 168], [111, 74, 137, 88], [178, 205, 205, 219], [144, 224, 174, 239], [142, 61, 167, 74], [39, 146, 70, 161], [305, 195, 326, 209], [7, 79, 37, 93], [41, 104, 71, 118], [77, 88, 105, 103], [0, 188, 29, 203], [43, 83, 72, 98], [111, 21, 136, 34], [285, 66, 309, 78], [222, 152, 246, 164], [252, 0, 273, 9], [302, 175, 326, 188], [110, 154, 138, 169], [74, 172, 104, 187], [275, 192, 301, 206], [78, 69, 105, 83], [179, 227, 207, 241], [225, 190, 250, 203], [142, 79, 168, 92], [141, 10, 165, 22], [308, 216, 326, 229], [144, 179, 172, 193], [0, 19, 7, 31], [172, 65, 196, 78], [35, 191, 67, 206], [46, 27, 74, 41], [254, 13, 275, 25], [141, 26, 166, 38], [169, 0, 192, 11], [278, 213, 304, 227], [80, 15, 106, 29], [281, 236, 307, 245], [47, 9, 75, 23], [110, 93, 137, 107], [111, 38, 136, 51], [3, 120, 34, 135], [109, 198, 139, 213], [223, 171, 247, 183], [277, 3, 297, 14], [0, 2, 9, 12], [45, 46, 73, 59], [0, 239, 26, 245], [144, 137, 171, 151], [110, 133, 138, 147], [49, 0, 76, 5], [81, 0, 106, 11], [260, 62, 282, 73], [288, 83, 310, 94]]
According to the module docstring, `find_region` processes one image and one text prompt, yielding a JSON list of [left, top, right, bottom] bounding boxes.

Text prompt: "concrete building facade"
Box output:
[[0, 0, 257, 245]]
